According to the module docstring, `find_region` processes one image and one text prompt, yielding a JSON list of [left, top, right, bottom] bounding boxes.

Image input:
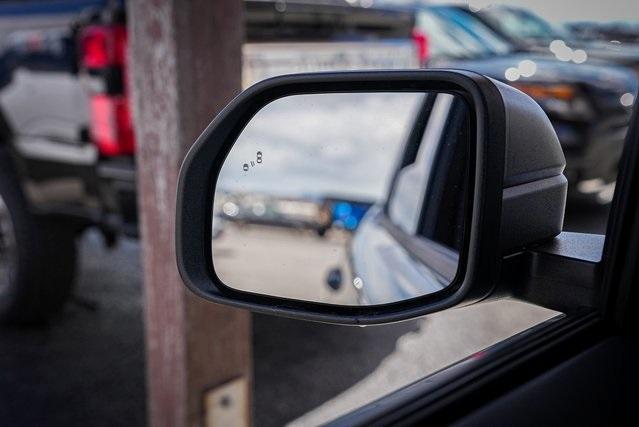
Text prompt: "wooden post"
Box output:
[[128, 2, 250, 426]]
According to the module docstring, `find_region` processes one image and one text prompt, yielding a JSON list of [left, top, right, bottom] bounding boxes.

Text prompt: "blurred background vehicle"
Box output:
[[243, 0, 418, 85], [217, 192, 333, 237], [381, 3, 638, 203], [566, 20, 639, 45], [0, 0, 415, 323], [468, 5, 639, 76]]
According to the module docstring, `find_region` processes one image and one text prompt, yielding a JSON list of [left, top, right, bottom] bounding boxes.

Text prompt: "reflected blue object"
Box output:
[[331, 201, 372, 231], [334, 202, 352, 217]]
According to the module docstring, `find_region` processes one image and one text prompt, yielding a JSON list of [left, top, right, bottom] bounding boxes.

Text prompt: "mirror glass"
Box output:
[[212, 91, 472, 306]]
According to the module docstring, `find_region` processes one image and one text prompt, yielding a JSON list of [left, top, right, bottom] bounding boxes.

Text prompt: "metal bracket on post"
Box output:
[[204, 376, 250, 427]]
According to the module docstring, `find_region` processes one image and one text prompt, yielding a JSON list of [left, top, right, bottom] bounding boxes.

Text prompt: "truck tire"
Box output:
[[0, 152, 77, 324]]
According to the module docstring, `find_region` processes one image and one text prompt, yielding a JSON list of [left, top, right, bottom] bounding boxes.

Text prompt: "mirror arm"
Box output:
[[501, 232, 604, 313]]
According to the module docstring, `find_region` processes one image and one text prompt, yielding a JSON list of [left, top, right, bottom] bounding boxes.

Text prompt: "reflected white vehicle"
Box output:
[[348, 93, 469, 305]]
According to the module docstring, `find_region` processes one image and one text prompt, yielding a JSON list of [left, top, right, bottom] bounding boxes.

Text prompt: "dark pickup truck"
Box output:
[[0, 0, 414, 323], [412, 5, 638, 201]]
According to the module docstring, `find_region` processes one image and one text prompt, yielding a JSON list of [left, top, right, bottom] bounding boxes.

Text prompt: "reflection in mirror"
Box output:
[[212, 91, 472, 306]]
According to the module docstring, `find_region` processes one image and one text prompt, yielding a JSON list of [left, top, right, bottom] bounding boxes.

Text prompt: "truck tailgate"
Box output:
[[243, 41, 418, 87]]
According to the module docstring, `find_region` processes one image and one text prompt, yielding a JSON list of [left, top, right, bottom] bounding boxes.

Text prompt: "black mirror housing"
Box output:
[[176, 70, 566, 325]]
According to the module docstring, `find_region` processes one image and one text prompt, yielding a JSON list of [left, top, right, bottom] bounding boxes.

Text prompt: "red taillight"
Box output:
[[412, 29, 430, 67], [80, 25, 127, 69], [80, 24, 133, 157], [90, 95, 135, 156]]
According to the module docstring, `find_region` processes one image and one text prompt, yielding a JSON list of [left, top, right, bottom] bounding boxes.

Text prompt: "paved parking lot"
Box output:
[[0, 204, 609, 426], [213, 224, 357, 305], [0, 233, 145, 427]]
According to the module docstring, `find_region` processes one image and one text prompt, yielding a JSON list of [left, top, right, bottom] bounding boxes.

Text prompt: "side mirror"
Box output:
[[176, 70, 566, 324]]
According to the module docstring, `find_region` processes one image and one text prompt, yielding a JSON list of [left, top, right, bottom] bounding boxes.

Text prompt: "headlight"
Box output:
[[511, 83, 594, 120]]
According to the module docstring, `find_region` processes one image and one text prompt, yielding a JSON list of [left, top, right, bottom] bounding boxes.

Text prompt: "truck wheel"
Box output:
[[0, 154, 77, 324]]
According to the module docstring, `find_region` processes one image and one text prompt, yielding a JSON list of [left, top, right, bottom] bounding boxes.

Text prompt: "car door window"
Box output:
[[388, 93, 454, 235], [387, 92, 470, 254]]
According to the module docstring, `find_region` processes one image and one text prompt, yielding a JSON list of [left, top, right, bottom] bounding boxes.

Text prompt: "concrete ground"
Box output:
[[0, 204, 609, 426], [213, 224, 357, 305], [0, 234, 146, 427]]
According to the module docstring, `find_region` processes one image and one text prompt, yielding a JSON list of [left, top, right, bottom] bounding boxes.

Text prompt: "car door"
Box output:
[[350, 93, 469, 305], [332, 98, 639, 427]]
